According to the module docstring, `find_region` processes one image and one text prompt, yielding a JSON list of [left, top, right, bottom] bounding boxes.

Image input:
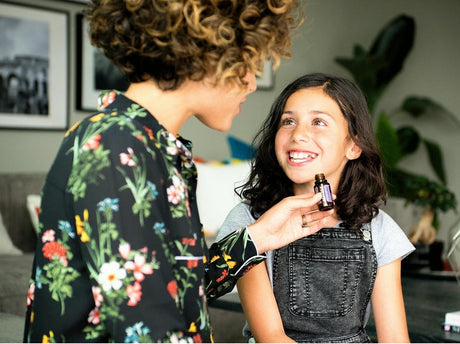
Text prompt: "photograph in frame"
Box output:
[[0, 1, 68, 130], [76, 14, 129, 112]]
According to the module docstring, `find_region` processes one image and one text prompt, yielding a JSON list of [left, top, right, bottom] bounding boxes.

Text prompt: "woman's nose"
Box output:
[[243, 71, 257, 94]]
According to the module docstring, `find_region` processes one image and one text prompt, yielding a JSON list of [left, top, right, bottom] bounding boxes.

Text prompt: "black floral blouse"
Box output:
[[23, 91, 265, 343]]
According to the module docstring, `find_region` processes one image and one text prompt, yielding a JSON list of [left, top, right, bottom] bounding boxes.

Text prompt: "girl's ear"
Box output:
[[346, 142, 362, 160]]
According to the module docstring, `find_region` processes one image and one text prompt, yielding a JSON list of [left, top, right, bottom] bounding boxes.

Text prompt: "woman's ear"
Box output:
[[346, 142, 362, 160]]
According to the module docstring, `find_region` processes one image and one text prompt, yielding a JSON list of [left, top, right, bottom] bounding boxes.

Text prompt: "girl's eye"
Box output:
[[280, 117, 296, 126], [313, 118, 326, 126]]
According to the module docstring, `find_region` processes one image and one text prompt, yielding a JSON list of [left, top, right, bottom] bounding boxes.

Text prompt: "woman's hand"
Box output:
[[247, 192, 335, 253]]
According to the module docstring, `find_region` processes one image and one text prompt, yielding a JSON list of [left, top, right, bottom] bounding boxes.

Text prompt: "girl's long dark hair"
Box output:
[[239, 73, 386, 231]]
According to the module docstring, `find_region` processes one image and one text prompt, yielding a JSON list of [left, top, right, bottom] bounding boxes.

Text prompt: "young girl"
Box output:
[[217, 73, 415, 343]]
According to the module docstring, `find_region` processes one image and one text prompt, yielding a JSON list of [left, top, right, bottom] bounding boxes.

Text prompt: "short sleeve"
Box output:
[[371, 209, 416, 267], [216, 202, 256, 241]]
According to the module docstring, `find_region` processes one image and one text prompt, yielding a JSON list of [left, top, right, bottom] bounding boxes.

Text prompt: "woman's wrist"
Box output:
[[246, 222, 267, 254]]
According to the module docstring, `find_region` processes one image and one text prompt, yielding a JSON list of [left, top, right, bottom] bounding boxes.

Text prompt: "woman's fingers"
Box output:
[[248, 193, 336, 253]]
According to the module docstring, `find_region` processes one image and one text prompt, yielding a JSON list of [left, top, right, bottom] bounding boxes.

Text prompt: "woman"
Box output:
[[23, 1, 334, 342]]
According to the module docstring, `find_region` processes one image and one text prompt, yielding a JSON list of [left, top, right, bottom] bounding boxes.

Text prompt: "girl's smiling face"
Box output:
[[274, 86, 362, 195]]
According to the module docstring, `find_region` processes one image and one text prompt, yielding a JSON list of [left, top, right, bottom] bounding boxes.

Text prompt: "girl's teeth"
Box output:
[[290, 152, 317, 160]]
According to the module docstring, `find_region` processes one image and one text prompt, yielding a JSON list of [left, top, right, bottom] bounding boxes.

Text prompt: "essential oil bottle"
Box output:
[[314, 173, 334, 211]]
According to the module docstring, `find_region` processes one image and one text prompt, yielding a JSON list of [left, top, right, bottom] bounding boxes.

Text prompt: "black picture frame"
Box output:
[[76, 13, 129, 112], [0, 0, 69, 130]]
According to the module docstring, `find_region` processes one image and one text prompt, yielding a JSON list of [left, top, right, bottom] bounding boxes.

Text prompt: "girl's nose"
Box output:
[[243, 71, 257, 94], [292, 125, 310, 143]]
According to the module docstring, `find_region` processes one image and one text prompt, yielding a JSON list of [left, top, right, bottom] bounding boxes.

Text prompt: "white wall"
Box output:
[[1, 0, 459, 242]]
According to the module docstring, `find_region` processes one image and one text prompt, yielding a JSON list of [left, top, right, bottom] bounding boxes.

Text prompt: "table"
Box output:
[[209, 272, 460, 343]]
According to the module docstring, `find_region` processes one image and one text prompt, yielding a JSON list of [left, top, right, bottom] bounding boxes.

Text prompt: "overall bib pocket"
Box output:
[[288, 245, 365, 318]]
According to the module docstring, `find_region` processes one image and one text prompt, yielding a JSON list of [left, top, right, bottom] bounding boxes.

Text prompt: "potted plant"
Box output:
[[334, 14, 458, 267]]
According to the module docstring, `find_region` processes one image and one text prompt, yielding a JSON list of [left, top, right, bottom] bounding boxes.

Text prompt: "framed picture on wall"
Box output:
[[76, 14, 129, 112], [256, 61, 274, 89], [0, 1, 69, 130]]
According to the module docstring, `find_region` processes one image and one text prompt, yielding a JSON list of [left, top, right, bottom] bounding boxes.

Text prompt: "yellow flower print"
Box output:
[[89, 113, 105, 122], [210, 255, 219, 263], [188, 322, 197, 333], [75, 212, 90, 242], [75, 215, 83, 235], [65, 120, 81, 137], [227, 261, 236, 269], [222, 253, 236, 268], [42, 330, 55, 343]]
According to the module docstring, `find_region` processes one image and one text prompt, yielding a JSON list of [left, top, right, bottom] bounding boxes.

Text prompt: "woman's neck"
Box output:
[[124, 80, 194, 135]]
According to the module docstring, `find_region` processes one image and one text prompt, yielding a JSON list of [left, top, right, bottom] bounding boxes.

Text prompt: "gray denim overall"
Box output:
[[272, 225, 377, 343]]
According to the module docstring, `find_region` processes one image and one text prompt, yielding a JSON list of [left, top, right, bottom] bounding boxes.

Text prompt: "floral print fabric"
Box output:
[[23, 91, 264, 343]]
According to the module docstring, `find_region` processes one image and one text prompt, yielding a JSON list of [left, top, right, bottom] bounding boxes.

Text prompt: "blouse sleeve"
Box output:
[[205, 202, 265, 299], [205, 226, 266, 299]]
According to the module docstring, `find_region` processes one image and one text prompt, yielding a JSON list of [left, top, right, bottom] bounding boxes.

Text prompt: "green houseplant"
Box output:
[[334, 14, 457, 245]]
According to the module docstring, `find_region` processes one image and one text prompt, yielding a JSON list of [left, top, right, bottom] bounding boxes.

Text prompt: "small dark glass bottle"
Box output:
[[314, 173, 334, 211]]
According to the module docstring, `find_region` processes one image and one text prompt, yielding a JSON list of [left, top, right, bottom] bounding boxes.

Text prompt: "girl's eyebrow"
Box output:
[[310, 110, 333, 118], [282, 109, 333, 118]]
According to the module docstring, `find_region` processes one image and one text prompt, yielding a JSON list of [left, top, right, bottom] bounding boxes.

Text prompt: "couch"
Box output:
[[0, 173, 45, 342], [0, 161, 251, 342]]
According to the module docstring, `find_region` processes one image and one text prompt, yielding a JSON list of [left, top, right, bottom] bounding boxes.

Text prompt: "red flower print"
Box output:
[[82, 134, 101, 151], [124, 254, 154, 282], [42, 241, 67, 263], [143, 125, 154, 140], [88, 308, 101, 325], [27, 283, 35, 306], [100, 91, 116, 109], [127, 282, 142, 306], [193, 333, 203, 343], [120, 148, 136, 166], [41, 229, 55, 243], [182, 238, 196, 246], [92, 286, 103, 308], [167, 280, 178, 300], [167, 185, 181, 205], [216, 269, 228, 283], [187, 259, 198, 269]]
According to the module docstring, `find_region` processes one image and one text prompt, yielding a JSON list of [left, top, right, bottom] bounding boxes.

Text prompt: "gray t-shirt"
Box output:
[[216, 202, 415, 334]]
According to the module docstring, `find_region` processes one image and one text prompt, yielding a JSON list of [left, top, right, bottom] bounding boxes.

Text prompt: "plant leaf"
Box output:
[[423, 139, 447, 185], [396, 126, 420, 156], [385, 167, 456, 213], [401, 96, 445, 118], [369, 14, 415, 87], [375, 113, 401, 168]]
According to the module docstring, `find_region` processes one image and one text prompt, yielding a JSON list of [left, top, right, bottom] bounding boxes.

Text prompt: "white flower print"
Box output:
[[98, 261, 127, 291]]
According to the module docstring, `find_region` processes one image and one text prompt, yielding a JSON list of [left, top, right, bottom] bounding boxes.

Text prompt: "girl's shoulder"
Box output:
[[371, 208, 401, 230], [370, 208, 415, 267], [216, 202, 256, 241]]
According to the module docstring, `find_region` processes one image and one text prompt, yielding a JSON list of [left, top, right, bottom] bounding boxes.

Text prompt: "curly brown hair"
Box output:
[[84, 0, 303, 90]]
